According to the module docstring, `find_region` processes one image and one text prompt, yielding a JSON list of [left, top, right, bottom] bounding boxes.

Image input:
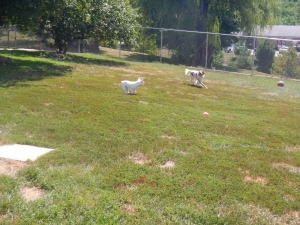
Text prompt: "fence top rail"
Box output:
[[136, 26, 300, 42]]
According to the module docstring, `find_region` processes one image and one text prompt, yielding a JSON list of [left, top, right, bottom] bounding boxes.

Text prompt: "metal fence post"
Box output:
[[160, 30, 163, 63], [8, 29, 10, 48], [205, 32, 208, 69], [118, 40, 121, 58], [77, 39, 80, 53], [14, 30, 16, 49], [251, 37, 256, 76]]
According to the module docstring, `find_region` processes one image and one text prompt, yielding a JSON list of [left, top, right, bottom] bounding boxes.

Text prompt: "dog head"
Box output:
[[138, 77, 145, 85], [197, 70, 205, 77]]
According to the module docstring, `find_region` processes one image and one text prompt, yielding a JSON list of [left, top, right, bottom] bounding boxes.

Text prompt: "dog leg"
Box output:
[[200, 82, 208, 89], [190, 76, 196, 85]]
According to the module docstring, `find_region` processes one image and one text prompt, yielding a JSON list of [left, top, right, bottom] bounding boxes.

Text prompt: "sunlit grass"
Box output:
[[0, 49, 300, 224]]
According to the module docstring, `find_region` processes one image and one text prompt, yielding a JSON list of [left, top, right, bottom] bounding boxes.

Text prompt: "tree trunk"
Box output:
[[192, 0, 213, 68]]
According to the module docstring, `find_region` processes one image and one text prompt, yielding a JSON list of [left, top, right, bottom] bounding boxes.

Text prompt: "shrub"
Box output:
[[271, 47, 300, 79], [228, 46, 252, 69], [255, 39, 275, 73], [211, 50, 224, 67], [133, 32, 159, 55]]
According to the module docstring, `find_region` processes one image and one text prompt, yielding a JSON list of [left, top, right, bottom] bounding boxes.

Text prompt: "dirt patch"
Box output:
[[128, 153, 151, 165], [120, 204, 137, 215], [161, 135, 176, 140], [243, 176, 268, 185], [0, 158, 43, 202], [21, 186, 44, 202], [0, 157, 30, 176], [239, 168, 268, 185], [159, 160, 175, 168]]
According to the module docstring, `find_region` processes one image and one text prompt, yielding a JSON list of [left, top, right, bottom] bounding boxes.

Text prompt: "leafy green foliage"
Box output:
[[132, 30, 159, 55], [131, 0, 280, 67], [228, 46, 252, 69], [211, 50, 224, 67], [256, 39, 275, 73], [276, 0, 300, 25], [31, 0, 138, 54], [271, 47, 300, 78], [0, 0, 43, 28]]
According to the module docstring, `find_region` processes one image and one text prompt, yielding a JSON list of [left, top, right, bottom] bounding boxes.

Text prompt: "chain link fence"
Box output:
[[1, 26, 299, 76], [0, 26, 96, 53], [127, 27, 300, 76]]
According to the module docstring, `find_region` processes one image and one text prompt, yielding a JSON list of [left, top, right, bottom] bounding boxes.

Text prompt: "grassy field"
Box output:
[[0, 49, 300, 224]]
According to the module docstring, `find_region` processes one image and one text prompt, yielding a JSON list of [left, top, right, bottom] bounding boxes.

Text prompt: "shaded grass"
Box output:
[[0, 49, 300, 224]]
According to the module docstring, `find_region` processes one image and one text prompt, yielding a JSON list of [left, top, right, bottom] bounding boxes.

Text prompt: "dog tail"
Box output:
[[185, 69, 189, 76]]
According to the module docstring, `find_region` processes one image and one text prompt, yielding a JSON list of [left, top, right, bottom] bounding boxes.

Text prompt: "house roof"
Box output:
[[256, 25, 300, 38]]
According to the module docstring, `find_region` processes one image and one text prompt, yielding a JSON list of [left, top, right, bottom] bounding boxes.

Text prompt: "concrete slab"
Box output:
[[0, 144, 54, 161]]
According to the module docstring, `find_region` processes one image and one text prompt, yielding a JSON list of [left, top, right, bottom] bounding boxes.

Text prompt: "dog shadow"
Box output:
[[187, 84, 204, 88]]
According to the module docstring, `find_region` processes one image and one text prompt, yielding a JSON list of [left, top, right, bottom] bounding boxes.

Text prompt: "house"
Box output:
[[254, 25, 300, 49]]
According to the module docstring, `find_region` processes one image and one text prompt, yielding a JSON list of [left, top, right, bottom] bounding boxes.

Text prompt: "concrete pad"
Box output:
[[0, 144, 54, 161]]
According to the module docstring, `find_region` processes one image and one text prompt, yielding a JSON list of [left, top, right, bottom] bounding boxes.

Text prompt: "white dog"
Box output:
[[121, 77, 144, 94], [185, 69, 207, 89]]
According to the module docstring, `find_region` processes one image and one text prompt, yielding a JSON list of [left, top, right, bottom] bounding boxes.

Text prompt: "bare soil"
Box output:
[[0, 157, 30, 176], [0, 157, 44, 202]]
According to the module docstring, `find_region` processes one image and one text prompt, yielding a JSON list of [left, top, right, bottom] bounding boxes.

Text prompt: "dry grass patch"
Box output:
[[239, 168, 268, 185], [114, 182, 138, 193], [159, 160, 175, 168], [273, 162, 300, 174], [217, 203, 300, 224], [243, 176, 268, 185], [0, 158, 30, 176], [284, 145, 300, 152], [283, 194, 296, 202], [132, 176, 158, 187], [161, 135, 176, 140], [21, 186, 44, 202], [138, 101, 148, 105], [120, 204, 138, 215], [44, 102, 53, 106], [0, 158, 44, 204], [128, 153, 151, 165]]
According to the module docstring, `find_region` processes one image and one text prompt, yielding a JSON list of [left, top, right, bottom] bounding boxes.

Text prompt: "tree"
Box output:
[[0, 0, 43, 29], [276, 0, 299, 25], [271, 47, 300, 78], [255, 39, 275, 73], [32, 0, 138, 54], [132, 0, 280, 67]]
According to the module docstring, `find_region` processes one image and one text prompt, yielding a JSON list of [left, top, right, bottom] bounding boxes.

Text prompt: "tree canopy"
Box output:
[[2, 0, 297, 61], [1, 0, 138, 54], [0, 0, 43, 28], [131, 0, 281, 66], [33, 0, 138, 54]]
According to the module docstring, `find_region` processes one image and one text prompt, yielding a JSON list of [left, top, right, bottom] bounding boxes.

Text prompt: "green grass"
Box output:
[[0, 49, 300, 224]]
